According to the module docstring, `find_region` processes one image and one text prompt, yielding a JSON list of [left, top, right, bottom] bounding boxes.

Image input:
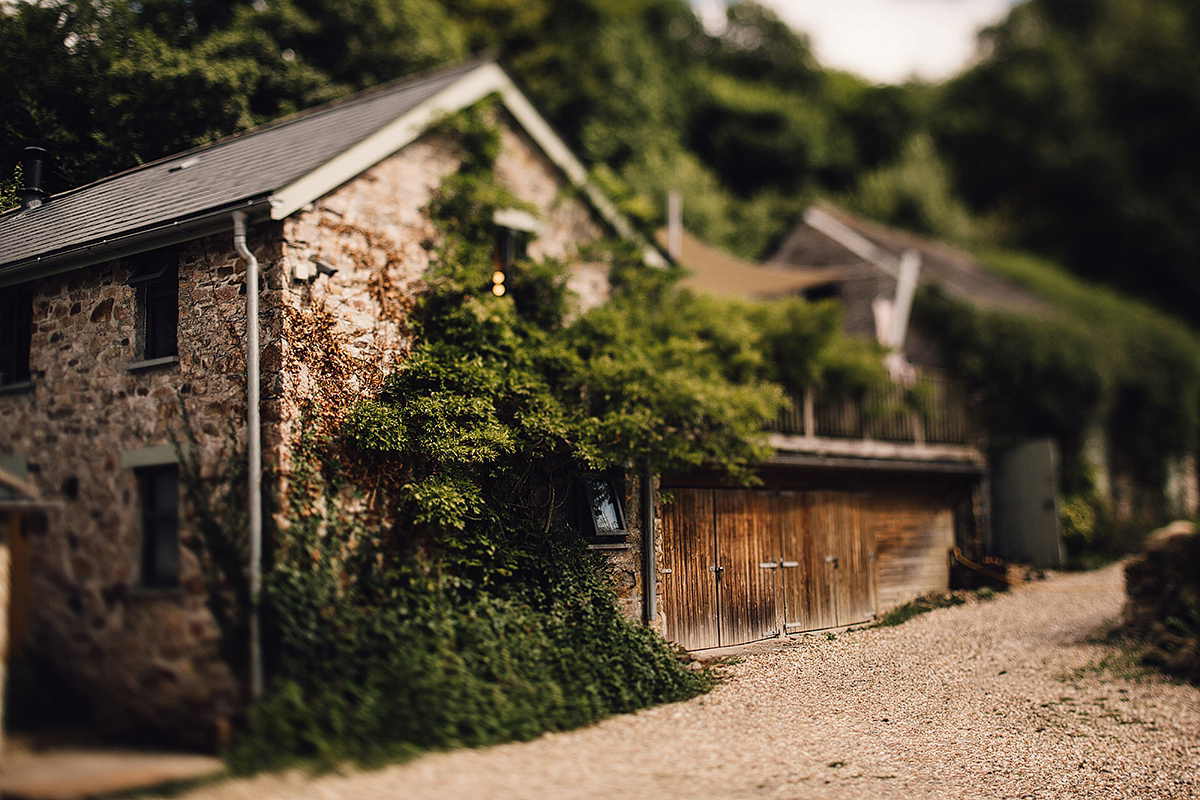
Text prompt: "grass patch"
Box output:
[[873, 591, 968, 628]]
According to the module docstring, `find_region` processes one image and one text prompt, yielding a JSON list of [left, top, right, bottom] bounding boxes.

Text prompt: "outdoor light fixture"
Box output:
[[492, 270, 506, 296], [312, 257, 338, 277], [295, 255, 338, 282]]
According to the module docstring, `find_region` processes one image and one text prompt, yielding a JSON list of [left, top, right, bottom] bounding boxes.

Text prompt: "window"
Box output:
[[493, 226, 529, 273], [126, 251, 178, 360], [0, 283, 33, 387], [579, 476, 629, 546], [490, 227, 529, 297], [137, 464, 180, 589], [490, 208, 538, 298]]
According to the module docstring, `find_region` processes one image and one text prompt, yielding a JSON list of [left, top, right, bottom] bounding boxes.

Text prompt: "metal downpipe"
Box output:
[[232, 211, 263, 699]]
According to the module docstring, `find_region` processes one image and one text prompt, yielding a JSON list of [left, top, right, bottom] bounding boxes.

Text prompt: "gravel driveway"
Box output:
[[166, 563, 1199, 800]]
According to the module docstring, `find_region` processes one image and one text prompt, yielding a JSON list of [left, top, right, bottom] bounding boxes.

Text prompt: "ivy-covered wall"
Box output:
[[913, 251, 1200, 552]]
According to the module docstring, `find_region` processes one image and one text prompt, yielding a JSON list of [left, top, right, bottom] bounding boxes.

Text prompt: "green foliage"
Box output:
[[842, 133, 979, 244], [936, 0, 1200, 322], [1059, 492, 1101, 549], [0, 162, 19, 212], [914, 248, 1200, 517], [873, 591, 968, 628]]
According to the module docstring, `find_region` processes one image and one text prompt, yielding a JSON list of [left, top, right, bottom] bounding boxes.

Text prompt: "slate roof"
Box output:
[[0, 58, 485, 281], [768, 202, 1048, 315]]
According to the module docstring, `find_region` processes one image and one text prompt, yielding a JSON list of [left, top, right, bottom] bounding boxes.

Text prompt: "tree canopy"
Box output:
[[6, 0, 1200, 321], [936, 0, 1200, 321]]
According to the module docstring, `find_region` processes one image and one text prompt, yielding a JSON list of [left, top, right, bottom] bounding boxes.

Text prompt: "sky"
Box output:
[[695, 0, 1025, 84]]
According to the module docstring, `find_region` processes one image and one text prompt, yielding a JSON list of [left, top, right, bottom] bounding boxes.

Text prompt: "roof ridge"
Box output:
[[812, 201, 977, 265]]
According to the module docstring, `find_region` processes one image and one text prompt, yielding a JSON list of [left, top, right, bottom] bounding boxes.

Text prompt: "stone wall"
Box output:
[[273, 115, 609, 465], [0, 231, 286, 748], [0, 108, 639, 746], [1123, 522, 1200, 682]]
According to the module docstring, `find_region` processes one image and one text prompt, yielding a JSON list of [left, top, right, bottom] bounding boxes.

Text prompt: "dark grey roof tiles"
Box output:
[[0, 58, 484, 273]]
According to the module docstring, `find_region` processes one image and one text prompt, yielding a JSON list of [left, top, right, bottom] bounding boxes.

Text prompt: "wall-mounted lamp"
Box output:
[[294, 255, 339, 282]]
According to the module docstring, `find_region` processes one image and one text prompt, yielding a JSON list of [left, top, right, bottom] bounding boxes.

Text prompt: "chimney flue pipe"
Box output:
[[21, 146, 49, 211]]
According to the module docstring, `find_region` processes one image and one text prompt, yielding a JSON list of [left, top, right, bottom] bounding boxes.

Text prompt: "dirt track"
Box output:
[[162, 563, 1200, 799]]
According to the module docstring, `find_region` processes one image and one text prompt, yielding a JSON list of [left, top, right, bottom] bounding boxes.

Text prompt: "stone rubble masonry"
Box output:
[[0, 110, 640, 747], [0, 234, 255, 750], [1122, 522, 1200, 681]]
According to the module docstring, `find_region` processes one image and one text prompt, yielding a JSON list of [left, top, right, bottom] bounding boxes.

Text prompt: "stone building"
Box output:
[[0, 58, 663, 748]]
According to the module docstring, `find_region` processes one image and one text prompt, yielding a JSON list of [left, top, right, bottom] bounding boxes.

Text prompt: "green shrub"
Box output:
[[220, 105, 874, 769]]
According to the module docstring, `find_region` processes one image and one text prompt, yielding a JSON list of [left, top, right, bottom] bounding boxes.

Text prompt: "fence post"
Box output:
[[803, 387, 815, 439]]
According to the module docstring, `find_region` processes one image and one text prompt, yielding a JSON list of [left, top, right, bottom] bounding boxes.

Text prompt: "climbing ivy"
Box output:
[[913, 250, 1200, 545], [226, 105, 880, 769]]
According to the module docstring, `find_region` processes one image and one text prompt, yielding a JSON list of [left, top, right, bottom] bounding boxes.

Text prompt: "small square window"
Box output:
[[137, 464, 180, 589], [127, 251, 178, 360], [579, 476, 629, 543], [492, 227, 529, 274], [0, 283, 33, 387]]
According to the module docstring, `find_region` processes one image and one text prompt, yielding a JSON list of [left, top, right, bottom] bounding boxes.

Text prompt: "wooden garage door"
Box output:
[[660, 488, 719, 650], [662, 488, 876, 649], [871, 491, 954, 611], [714, 490, 779, 646]]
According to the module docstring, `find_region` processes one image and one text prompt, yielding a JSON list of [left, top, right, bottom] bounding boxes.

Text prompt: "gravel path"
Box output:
[[166, 563, 1199, 799]]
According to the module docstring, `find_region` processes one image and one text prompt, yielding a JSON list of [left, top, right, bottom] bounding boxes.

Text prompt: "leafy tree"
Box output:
[[842, 133, 979, 244], [0, 0, 466, 190], [936, 0, 1200, 321]]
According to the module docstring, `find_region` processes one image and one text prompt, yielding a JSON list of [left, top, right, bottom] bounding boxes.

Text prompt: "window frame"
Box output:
[[135, 463, 181, 590], [126, 249, 179, 362], [492, 226, 530, 274], [579, 475, 630, 546], [0, 283, 33, 388]]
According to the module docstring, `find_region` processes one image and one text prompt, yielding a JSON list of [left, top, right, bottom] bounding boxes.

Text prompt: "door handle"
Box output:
[[825, 555, 839, 566], [758, 561, 779, 569], [781, 561, 799, 568], [708, 565, 724, 573]]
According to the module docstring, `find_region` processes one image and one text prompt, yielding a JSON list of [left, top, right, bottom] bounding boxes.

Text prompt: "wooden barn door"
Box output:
[[661, 488, 780, 649], [714, 490, 779, 646], [808, 491, 877, 627], [662, 487, 876, 649], [660, 488, 720, 649], [778, 491, 835, 631]]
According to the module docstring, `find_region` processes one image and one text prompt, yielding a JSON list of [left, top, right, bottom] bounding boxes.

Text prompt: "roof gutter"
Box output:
[[0, 197, 273, 289]]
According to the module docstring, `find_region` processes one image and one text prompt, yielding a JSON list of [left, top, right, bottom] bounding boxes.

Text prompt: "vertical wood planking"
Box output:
[[804, 491, 839, 629], [810, 491, 877, 627], [660, 488, 720, 650], [871, 492, 955, 610], [714, 490, 779, 646], [778, 491, 819, 631], [843, 494, 876, 624]]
